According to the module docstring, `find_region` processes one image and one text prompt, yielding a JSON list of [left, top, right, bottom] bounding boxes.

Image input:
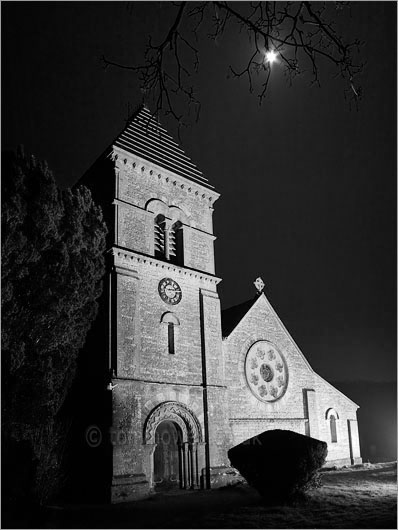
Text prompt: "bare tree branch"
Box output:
[[102, 2, 364, 124]]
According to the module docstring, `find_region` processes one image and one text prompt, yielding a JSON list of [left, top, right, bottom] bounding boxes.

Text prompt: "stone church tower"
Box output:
[[81, 105, 232, 501], [79, 105, 361, 503]]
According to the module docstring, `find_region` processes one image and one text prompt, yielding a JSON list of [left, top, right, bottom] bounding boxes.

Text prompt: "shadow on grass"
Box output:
[[3, 463, 397, 529]]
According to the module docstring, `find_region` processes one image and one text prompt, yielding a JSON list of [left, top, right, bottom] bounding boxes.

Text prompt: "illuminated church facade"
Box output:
[[80, 105, 362, 502]]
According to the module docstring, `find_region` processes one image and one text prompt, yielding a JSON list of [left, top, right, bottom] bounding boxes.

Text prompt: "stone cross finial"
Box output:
[[254, 277, 265, 294]]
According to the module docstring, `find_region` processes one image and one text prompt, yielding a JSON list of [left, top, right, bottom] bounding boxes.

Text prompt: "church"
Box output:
[[80, 104, 362, 503]]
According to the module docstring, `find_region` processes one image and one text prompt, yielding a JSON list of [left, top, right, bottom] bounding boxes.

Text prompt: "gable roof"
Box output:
[[221, 296, 259, 338], [113, 105, 214, 190], [222, 292, 359, 408]]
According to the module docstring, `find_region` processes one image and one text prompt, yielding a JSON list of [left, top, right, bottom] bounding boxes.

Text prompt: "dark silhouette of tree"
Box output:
[[1, 149, 107, 505], [103, 1, 363, 125]]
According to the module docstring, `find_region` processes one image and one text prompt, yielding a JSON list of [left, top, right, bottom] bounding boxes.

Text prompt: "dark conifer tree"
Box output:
[[1, 149, 107, 505]]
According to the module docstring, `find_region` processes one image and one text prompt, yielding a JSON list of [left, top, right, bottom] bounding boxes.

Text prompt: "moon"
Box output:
[[265, 49, 278, 65]]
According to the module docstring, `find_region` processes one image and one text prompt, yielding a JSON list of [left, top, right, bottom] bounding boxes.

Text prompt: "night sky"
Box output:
[[2, 1, 396, 384]]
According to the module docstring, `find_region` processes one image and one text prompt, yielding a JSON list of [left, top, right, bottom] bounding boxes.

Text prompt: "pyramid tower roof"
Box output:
[[113, 105, 213, 190]]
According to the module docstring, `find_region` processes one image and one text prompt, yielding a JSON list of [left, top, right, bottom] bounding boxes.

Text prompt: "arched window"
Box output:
[[167, 323, 175, 354], [169, 221, 183, 265], [154, 214, 166, 258], [160, 312, 180, 355], [330, 415, 337, 443], [326, 408, 339, 443]]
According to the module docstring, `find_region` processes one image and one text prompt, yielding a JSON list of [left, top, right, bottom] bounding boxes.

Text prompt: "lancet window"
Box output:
[[160, 312, 180, 355], [330, 415, 337, 443], [326, 408, 339, 444]]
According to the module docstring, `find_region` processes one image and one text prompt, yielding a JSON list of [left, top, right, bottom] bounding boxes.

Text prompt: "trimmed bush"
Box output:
[[228, 429, 328, 502]]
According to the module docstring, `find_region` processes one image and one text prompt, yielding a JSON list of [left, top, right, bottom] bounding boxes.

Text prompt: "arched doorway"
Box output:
[[153, 420, 182, 490], [143, 401, 205, 491]]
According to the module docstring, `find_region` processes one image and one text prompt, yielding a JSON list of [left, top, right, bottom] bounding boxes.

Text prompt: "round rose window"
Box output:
[[244, 341, 288, 402]]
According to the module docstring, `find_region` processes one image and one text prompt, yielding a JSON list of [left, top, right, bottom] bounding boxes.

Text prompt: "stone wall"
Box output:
[[223, 294, 361, 465], [112, 249, 219, 384], [107, 145, 226, 498], [230, 418, 307, 444], [115, 150, 216, 234], [114, 148, 218, 275], [115, 202, 153, 255], [312, 375, 362, 464], [206, 387, 232, 467], [224, 295, 317, 423]]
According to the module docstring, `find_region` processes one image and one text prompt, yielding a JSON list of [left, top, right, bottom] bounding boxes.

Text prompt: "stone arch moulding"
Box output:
[[160, 312, 180, 326], [145, 198, 169, 217], [325, 408, 339, 420], [145, 200, 191, 226], [169, 205, 190, 225], [143, 401, 203, 444]]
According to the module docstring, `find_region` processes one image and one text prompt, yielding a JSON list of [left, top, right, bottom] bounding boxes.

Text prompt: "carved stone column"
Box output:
[[180, 442, 186, 488], [164, 218, 172, 260], [188, 443, 194, 489], [183, 442, 191, 488]]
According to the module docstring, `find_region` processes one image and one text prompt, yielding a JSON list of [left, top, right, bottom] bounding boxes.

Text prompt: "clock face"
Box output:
[[244, 341, 288, 402], [158, 278, 182, 305]]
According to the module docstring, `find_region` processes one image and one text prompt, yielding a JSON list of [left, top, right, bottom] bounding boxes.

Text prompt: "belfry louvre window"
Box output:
[[154, 215, 166, 257], [169, 221, 183, 265], [330, 415, 337, 443]]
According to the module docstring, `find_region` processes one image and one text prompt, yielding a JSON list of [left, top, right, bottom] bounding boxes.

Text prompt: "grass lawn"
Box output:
[[7, 462, 397, 529]]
